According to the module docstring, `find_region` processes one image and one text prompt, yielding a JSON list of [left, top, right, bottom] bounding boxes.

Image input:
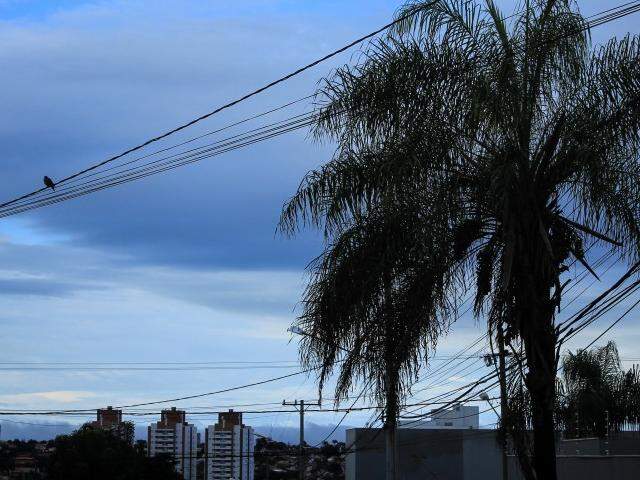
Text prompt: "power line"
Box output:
[[411, 345, 486, 395], [0, 111, 323, 218], [411, 255, 640, 420], [407, 249, 625, 417], [582, 297, 640, 350], [114, 367, 318, 409], [0, 1, 637, 430], [0, 1, 440, 211], [0, 418, 74, 427], [559, 261, 640, 341], [0, 354, 496, 366], [2, 1, 635, 218], [399, 405, 495, 421], [312, 383, 370, 447], [0, 365, 301, 371], [0, 398, 498, 417], [2, 98, 315, 211]]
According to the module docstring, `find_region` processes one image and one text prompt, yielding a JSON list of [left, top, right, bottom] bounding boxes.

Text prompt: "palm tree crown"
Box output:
[[280, 1, 640, 478], [558, 341, 640, 437]]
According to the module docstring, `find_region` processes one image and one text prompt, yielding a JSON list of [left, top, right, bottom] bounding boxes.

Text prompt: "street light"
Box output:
[[479, 391, 500, 418]]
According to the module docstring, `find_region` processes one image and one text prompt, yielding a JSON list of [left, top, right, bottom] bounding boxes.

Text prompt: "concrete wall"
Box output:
[[462, 429, 503, 480], [557, 433, 640, 456], [346, 428, 502, 480], [557, 438, 601, 455], [347, 428, 640, 480], [509, 455, 640, 480]]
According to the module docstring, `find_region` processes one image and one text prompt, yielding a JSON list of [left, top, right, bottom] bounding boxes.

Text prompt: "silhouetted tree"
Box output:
[[281, 199, 453, 480], [557, 341, 640, 437], [280, 1, 640, 478], [47, 425, 180, 480]]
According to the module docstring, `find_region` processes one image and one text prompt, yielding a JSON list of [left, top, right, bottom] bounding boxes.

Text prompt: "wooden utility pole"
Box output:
[[282, 399, 321, 480]]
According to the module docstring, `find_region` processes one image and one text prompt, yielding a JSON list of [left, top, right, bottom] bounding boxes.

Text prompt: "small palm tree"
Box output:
[[281, 1, 640, 479], [557, 341, 640, 437], [289, 195, 456, 479]]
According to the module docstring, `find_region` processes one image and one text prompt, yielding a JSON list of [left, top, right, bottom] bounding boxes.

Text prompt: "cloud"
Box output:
[[0, 2, 635, 271], [0, 419, 351, 444], [0, 0, 638, 443], [0, 236, 309, 418], [0, 421, 77, 442], [0, 278, 85, 297], [0, 390, 98, 405], [0, 0, 365, 270]]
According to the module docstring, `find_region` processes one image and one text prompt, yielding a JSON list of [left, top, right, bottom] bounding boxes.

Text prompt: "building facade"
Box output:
[[399, 404, 480, 429], [346, 427, 503, 480], [148, 407, 198, 480], [90, 406, 133, 443], [205, 409, 254, 480]]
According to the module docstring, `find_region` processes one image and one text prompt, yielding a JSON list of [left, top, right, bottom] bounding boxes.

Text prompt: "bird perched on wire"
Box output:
[[43, 176, 56, 191]]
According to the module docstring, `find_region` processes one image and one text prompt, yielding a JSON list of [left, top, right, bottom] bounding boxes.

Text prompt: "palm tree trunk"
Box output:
[[382, 278, 398, 480], [514, 213, 559, 480], [384, 373, 398, 480], [525, 325, 558, 480], [518, 260, 558, 480], [385, 416, 397, 480]]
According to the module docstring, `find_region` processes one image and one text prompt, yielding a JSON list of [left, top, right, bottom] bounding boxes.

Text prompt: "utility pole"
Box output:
[[496, 323, 510, 480], [282, 399, 321, 480], [483, 327, 511, 480]]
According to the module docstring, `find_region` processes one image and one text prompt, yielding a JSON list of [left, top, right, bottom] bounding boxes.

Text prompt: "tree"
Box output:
[[47, 425, 181, 480], [280, 1, 640, 478], [557, 341, 640, 437], [507, 341, 640, 445], [283, 198, 455, 479]]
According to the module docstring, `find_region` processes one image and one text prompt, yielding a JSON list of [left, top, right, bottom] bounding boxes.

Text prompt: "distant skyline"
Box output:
[[0, 0, 639, 441]]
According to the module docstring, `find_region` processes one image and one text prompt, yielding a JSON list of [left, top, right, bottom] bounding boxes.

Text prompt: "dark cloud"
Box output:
[[0, 278, 93, 297], [0, 1, 635, 272], [0, 420, 350, 444], [0, 0, 382, 270], [0, 421, 76, 442]]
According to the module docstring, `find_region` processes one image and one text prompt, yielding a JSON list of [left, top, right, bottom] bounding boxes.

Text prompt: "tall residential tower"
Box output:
[[148, 407, 198, 480], [205, 409, 254, 480], [90, 407, 133, 444]]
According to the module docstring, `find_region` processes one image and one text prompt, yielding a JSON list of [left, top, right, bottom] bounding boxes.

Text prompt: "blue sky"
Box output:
[[0, 0, 639, 442]]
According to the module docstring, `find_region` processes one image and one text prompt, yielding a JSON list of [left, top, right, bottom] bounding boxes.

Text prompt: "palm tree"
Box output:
[[557, 341, 640, 437], [509, 341, 640, 442], [280, 1, 640, 479], [289, 195, 457, 479]]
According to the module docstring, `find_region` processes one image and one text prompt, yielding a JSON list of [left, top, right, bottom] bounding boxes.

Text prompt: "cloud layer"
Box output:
[[0, 0, 638, 440]]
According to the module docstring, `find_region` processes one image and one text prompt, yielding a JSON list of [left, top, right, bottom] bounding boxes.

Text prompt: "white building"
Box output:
[[205, 409, 254, 480], [148, 407, 198, 480], [399, 404, 479, 429]]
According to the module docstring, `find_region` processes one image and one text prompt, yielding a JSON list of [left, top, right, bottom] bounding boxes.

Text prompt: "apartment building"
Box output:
[[90, 406, 133, 443], [148, 407, 198, 480], [205, 409, 254, 480], [399, 404, 480, 429]]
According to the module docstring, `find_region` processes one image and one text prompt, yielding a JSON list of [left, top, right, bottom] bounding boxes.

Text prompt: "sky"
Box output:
[[0, 0, 639, 442]]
